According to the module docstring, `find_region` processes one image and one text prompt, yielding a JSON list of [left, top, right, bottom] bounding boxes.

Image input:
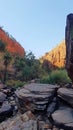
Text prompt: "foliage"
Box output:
[[14, 56, 25, 71], [0, 40, 6, 51], [22, 65, 31, 81], [40, 75, 50, 84], [25, 51, 35, 61], [3, 51, 12, 83], [6, 80, 25, 88], [13, 51, 43, 81], [4, 51, 12, 66], [40, 69, 71, 85], [1, 47, 70, 86], [42, 59, 52, 72]]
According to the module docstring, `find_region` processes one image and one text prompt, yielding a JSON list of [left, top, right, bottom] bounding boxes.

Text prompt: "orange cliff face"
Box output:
[[0, 27, 25, 57], [40, 41, 66, 68]]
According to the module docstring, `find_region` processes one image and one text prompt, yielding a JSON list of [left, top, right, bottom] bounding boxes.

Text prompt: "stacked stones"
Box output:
[[15, 83, 58, 112], [1, 83, 73, 129], [0, 83, 18, 122]]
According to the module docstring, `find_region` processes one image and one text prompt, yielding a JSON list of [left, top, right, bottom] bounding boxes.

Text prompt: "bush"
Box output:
[[0, 40, 6, 51], [40, 75, 50, 84], [6, 80, 25, 88], [40, 69, 71, 85]]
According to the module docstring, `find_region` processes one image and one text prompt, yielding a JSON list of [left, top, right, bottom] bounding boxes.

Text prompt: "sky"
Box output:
[[0, 0, 73, 58]]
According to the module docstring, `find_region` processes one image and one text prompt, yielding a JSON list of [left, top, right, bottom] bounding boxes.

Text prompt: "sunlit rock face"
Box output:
[[65, 14, 73, 82], [40, 41, 66, 69], [0, 27, 25, 57]]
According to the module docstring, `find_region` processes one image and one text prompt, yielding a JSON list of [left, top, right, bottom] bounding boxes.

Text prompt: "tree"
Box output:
[[42, 60, 51, 73], [0, 40, 6, 51], [25, 51, 35, 60], [13, 51, 48, 82], [3, 51, 12, 83], [24, 51, 35, 66], [14, 56, 25, 71], [22, 65, 31, 81]]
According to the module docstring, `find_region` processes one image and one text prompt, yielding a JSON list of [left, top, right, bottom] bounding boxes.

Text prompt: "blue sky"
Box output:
[[0, 0, 73, 58]]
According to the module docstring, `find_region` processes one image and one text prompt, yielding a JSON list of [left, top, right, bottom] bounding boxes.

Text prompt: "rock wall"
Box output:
[[0, 27, 25, 57], [65, 14, 73, 82], [40, 41, 66, 68]]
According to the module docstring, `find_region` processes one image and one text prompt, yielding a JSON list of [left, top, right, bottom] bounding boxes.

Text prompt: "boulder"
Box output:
[[0, 101, 13, 122], [0, 92, 6, 105], [2, 87, 16, 96], [47, 97, 58, 117], [15, 83, 58, 112], [65, 13, 73, 82], [58, 88, 73, 107], [52, 107, 73, 128]]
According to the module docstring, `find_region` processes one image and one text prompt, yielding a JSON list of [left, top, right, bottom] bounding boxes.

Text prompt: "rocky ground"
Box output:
[[0, 82, 73, 130]]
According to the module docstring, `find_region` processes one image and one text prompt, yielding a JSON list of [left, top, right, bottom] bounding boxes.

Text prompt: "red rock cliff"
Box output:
[[40, 41, 66, 68], [0, 27, 25, 57]]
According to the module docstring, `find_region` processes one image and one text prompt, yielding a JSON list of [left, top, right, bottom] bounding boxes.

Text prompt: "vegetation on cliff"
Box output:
[[0, 27, 25, 57], [0, 28, 71, 87]]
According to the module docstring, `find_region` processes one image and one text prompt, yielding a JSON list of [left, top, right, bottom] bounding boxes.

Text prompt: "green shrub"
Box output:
[[40, 75, 50, 84], [40, 69, 71, 85], [14, 80, 25, 88], [49, 69, 71, 85], [0, 40, 6, 51], [6, 80, 25, 88]]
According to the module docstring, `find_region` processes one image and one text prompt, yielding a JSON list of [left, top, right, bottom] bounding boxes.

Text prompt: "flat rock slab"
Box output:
[[58, 88, 73, 107], [52, 107, 73, 128], [15, 83, 58, 112], [23, 83, 58, 93]]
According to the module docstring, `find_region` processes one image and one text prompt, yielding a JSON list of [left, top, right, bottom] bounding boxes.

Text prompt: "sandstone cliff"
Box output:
[[40, 41, 66, 68], [65, 14, 73, 82], [0, 27, 25, 57]]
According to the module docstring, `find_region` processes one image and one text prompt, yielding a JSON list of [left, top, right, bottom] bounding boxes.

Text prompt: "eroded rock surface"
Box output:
[[0, 101, 13, 122], [1, 83, 73, 130], [0, 85, 18, 122], [0, 111, 37, 130], [0, 92, 6, 104], [65, 13, 73, 82], [52, 107, 73, 128], [58, 88, 73, 107], [15, 83, 58, 112]]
